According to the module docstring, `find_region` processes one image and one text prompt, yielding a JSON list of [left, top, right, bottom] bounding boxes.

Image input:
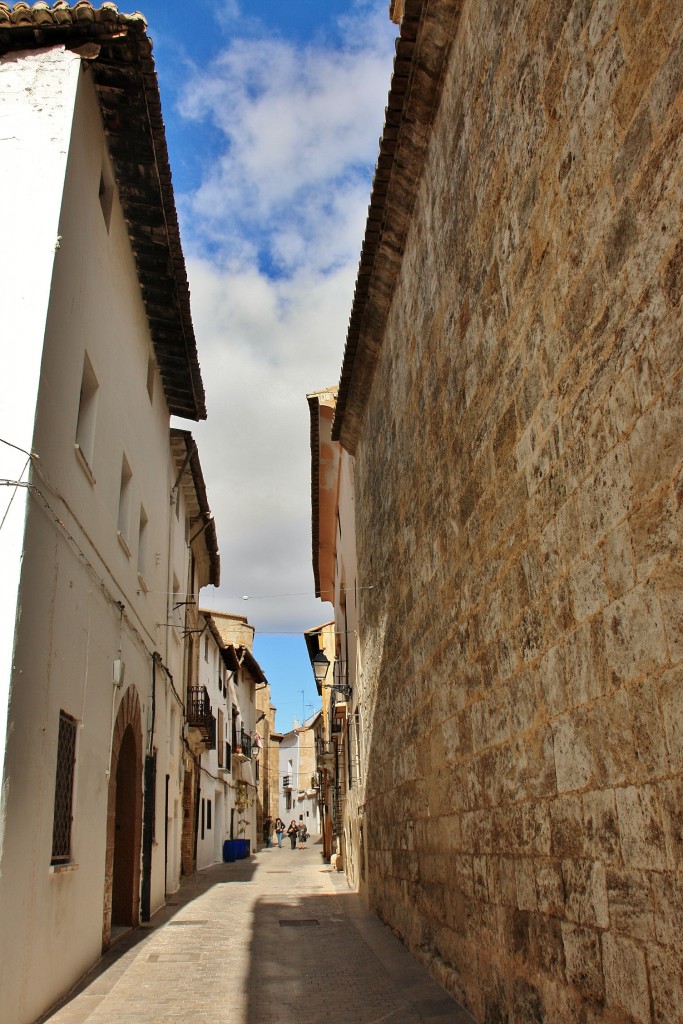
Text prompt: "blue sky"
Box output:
[[132, 1, 397, 729]]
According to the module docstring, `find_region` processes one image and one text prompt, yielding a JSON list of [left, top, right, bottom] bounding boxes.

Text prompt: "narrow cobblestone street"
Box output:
[[39, 837, 473, 1024]]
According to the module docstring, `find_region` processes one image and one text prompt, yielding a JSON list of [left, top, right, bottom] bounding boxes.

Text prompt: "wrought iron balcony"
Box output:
[[283, 774, 292, 789], [234, 728, 252, 761], [316, 740, 336, 769], [187, 686, 216, 748]]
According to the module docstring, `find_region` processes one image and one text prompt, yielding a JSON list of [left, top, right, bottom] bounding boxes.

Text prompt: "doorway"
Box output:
[[112, 725, 137, 926], [102, 684, 143, 950]]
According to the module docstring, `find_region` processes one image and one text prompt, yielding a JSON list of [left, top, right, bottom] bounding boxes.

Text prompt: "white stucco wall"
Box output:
[[0, 54, 190, 1024], [233, 666, 258, 851], [0, 46, 80, 778], [195, 626, 232, 869], [278, 730, 319, 832]]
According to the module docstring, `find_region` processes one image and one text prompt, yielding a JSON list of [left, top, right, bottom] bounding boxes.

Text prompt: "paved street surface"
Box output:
[[39, 836, 474, 1024]]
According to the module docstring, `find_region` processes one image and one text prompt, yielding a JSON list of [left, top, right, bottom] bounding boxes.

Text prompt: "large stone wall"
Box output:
[[355, 2, 683, 1022]]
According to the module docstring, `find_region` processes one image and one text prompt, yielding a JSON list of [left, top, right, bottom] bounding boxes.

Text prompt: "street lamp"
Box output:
[[311, 650, 330, 686]]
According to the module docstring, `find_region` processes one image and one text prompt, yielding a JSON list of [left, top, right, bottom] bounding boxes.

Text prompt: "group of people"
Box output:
[[262, 815, 309, 850]]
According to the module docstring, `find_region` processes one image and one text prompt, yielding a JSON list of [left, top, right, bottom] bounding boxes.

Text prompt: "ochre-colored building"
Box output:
[[326, 2, 683, 1022]]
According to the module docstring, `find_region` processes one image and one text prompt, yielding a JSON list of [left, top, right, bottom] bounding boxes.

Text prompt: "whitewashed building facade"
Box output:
[[0, 8, 216, 1023]]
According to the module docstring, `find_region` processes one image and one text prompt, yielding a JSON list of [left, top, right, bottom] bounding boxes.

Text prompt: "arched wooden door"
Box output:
[[103, 685, 143, 949]]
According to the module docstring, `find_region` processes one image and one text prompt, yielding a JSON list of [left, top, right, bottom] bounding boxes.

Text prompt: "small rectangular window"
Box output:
[[201, 798, 205, 840], [75, 353, 99, 472], [204, 635, 209, 662], [51, 711, 77, 864], [117, 455, 132, 547], [99, 158, 114, 232], [207, 799, 212, 830], [137, 505, 148, 579], [146, 355, 156, 403], [169, 705, 176, 756]]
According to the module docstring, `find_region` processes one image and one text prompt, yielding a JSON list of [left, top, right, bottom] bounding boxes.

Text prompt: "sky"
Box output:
[[137, 1, 397, 730]]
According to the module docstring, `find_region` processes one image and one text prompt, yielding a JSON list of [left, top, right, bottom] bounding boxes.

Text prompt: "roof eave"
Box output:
[[332, 0, 462, 453], [0, 3, 206, 420]]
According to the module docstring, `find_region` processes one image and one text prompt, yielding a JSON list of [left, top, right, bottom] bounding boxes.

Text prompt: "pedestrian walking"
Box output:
[[275, 817, 286, 848], [263, 815, 275, 848], [287, 819, 298, 850], [297, 815, 308, 849]]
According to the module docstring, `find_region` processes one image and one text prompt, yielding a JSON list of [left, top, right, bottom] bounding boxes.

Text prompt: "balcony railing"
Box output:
[[316, 739, 336, 769], [283, 775, 292, 789], [234, 728, 252, 761], [187, 686, 216, 748]]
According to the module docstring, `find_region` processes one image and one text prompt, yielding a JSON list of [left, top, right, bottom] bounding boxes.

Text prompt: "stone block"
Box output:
[[602, 932, 651, 1023], [535, 859, 565, 917], [630, 488, 678, 583], [531, 912, 567, 981], [541, 643, 569, 716], [658, 568, 683, 667], [556, 494, 582, 569], [604, 197, 639, 279], [488, 687, 511, 746], [629, 397, 683, 498], [520, 801, 552, 857], [659, 666, 683, 771], [498, 855, 518, 907], [550, 793, 586, 858], [515, 856, 538, 911], [658, 777, 683, 867], [512, 977, 546, 1024], [587, 0, 620, 50], [562, 922, 605, 1001], [569, 552, 609, 622], [590, 689, 636, 786], [507, 668, 538, 736], [583, 788, 621, 863], [615, 784, 668, 870], [648, 942, 683, 1024], [607, 367, 640, 439], [519, 724, 558, 802], [651, 869, 683, 946], [628, 676, 669, 780], [442, 708, 474, 763], [552, 709, 595, 792], [603, 583, 667, 684], [547, 576, 576, 642], [579, 444, 634, 550], [587, 405, 618, 465], [612, 108, 653, 199], [606, 867, 655, 940], [603, 520, 636, 599], [562, 858, 609, 928], [649, 22, 683, 123]]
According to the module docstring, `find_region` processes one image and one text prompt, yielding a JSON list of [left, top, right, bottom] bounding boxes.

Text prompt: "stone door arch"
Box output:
[[102, 684, 143, 949]]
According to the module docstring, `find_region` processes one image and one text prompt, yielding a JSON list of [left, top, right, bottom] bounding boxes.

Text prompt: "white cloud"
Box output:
[[181, 255, 358, 632], [175, 4, 396, 637], [178, 6, 394, 274]]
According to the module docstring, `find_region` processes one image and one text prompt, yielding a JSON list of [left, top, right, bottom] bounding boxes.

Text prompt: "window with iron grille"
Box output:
[[51, 711, 77, 864]]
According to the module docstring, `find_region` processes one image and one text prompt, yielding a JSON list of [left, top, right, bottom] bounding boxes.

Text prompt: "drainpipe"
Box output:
[[141, 652, 159, 921]]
